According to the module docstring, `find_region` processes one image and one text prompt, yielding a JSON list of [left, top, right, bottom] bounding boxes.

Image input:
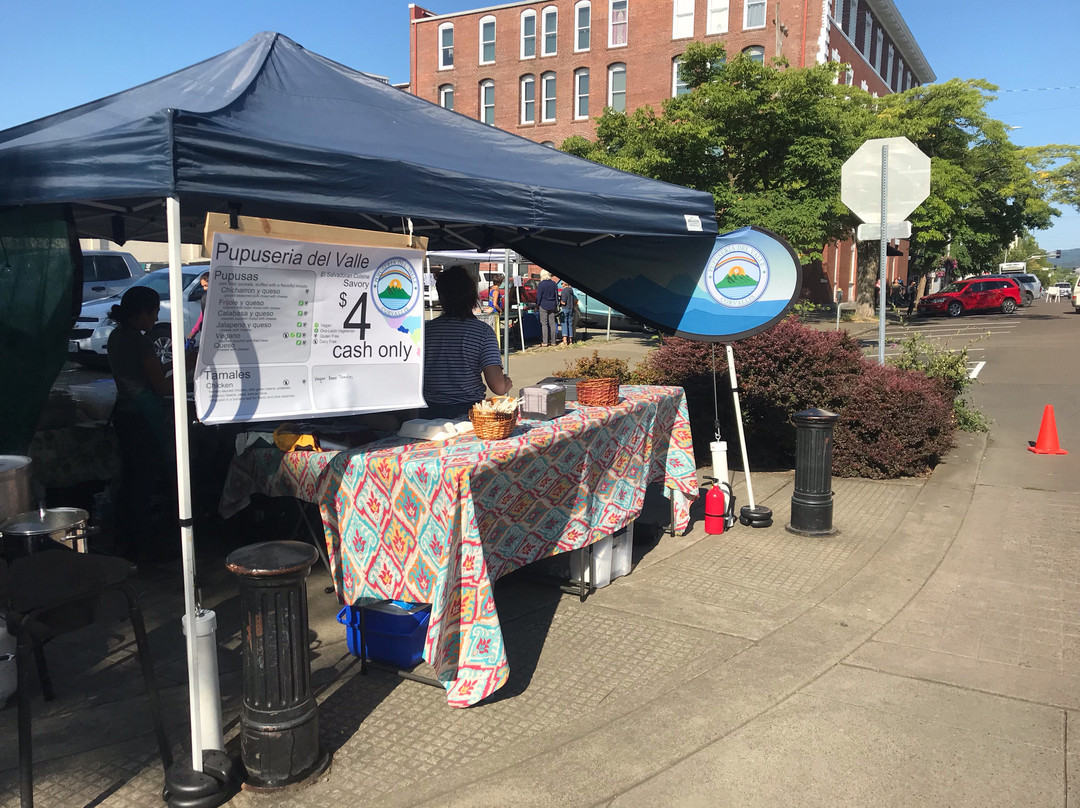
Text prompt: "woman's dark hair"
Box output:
[[108, 285, 160, 326], [435, 265, 478, 319]]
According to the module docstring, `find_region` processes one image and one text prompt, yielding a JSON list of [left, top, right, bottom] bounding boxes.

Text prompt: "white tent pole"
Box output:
[[166, 196, 204, 771], [725, 343, 756, 509], [502, 251, 511, 372]]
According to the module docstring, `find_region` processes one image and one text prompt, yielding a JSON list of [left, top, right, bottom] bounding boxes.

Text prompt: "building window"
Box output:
[[743, 45, 765, 63], [673, 57, 691, 96], [706, 0, 729, 34], [874, 29, 883, 72], [834, 0, 844, 25], [609, 0, 628, 47], [847, 0, 857, 38], [479, 16, 496, 65], [439, 23, 454, 69], [896, 58, 904, 91], [480, 79, 495, 125], [575, 1, 591, 51], [885, 45, 894, 87], [862, 12, 872, 56], [860, 79, 868, 91], [574, 68, 590, 118], [521, 10, 536, 58], [673, 0, 694, 39], [608, 62, 626, 112], [846, 67, 855, 85], [521, 75, 536, 123], [744, 0, 766, 29], [541, 71, 557, 121], [439, 84, 454, 110], [542, 6, 558, 56]]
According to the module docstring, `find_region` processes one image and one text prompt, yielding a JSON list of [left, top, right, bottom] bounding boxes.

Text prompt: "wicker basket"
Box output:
[[576, 377, 620, 407], [469, 399, 519, 440]]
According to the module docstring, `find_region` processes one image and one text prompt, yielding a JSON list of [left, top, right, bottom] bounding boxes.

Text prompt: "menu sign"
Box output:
[[194, 232, 425, 424]]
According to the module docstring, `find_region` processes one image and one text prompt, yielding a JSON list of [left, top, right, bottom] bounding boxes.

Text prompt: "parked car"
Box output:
[[69, 266, 208, 367], [1051, 281, 1073, 300], [991, 272, 1042, 304], [573, 290, 651, 331], [80, 250, 141, 302], [1073, 280, 1080, 314], [917, 278, 1022, 317]]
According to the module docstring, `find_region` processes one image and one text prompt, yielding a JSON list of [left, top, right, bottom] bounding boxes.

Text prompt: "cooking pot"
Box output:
[[0, 455, 32, 525], [0, 507, 91, 561]]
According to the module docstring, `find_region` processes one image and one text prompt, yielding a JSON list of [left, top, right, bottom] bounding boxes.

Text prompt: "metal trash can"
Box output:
[[787, 408, 840, 536], [226, 541, 327, 789]]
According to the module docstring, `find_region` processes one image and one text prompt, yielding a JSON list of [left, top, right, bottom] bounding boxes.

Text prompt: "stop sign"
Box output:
[[841, 136, 931, 223]]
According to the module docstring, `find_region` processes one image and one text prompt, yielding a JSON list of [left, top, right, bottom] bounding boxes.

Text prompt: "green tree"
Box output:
[[856, 79, 1063, 314], [562, 43, 868, 260]]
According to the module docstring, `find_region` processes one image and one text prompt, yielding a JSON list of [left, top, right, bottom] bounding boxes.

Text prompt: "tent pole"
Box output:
[[725, 343, 756, 509], [502, 251, 511, 372], [166, 197, 204, 771]]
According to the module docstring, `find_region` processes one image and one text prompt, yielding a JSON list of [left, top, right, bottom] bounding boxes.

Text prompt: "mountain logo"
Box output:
[[705, 243, 769, 309], [372, 258, 419, 317]]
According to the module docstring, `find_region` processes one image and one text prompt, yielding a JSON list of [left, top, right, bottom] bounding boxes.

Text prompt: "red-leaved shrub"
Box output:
[[631, 316, 957, 478], [832, 362, 954, 478]]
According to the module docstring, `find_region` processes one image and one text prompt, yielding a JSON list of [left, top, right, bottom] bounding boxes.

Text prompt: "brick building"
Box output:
[[409, 0, 934, 302]]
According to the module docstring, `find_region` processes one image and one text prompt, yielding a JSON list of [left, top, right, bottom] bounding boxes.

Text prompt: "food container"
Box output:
[[0, 455, 32, 525], [519, 385, 566, 420], [0, 507, 91, 561]]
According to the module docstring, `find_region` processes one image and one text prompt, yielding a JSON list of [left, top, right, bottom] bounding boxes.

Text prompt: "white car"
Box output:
[[68, 266, 208, 366]]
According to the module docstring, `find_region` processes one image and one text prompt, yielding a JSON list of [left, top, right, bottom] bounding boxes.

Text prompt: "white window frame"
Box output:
[[834, 0, 844, 24], [743, 45, 765, 63], [574, 1, 591, 51], [438, 84, 454, 110], [574, 67, 590, 119], [607, 62, 626, 112], [438, 22, 454, 70], [706, 0, 729, 34], [672, 57, 690, 96], [480, 79, 495, 125], [521, 9, 537, 59], [521, 75, 536, 123], [744, 0, 766, 30], [609, 0, 628, 47], [874, 29, 883, 72], [862, 12, 872, 56], [673, 0, 694, 39], [541, 71, 557, 122], [479, 15, 496, 65], [896, 58, 904, 91], [542, 6, 558, 56], [885, 44, 894, 86]]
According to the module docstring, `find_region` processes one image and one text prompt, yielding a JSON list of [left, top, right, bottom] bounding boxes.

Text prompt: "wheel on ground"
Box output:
[[1001, 298, 1016, 314], [149, 325, 173, 369], [946, 301, 963, 318], [1024, 290, 1034, 305]]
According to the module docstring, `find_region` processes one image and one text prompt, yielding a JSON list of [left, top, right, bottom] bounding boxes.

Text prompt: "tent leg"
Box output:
[[726, 344, 773, 528]]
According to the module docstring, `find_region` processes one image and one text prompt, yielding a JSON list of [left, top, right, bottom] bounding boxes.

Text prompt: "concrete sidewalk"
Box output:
[[2, 327, 1076, 807]]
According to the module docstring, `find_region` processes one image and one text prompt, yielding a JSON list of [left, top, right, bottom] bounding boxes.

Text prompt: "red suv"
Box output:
[[917, 278, 1022, 317]]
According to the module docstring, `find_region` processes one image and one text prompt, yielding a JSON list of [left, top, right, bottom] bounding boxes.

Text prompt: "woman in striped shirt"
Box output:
[[423, 266, 513, 419]]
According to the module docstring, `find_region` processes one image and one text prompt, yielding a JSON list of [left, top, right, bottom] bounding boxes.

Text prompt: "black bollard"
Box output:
[[787, 408, 841, 536], [226, 541, 328, 789]]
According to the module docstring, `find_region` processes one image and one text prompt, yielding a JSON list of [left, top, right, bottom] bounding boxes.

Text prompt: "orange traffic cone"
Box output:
[[1028, 405, 1068, 455]]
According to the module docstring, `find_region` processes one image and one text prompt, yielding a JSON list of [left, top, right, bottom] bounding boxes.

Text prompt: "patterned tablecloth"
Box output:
[[220, 385, 697, 707]]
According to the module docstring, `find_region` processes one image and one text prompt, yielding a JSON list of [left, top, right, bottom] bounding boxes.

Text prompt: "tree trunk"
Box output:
[[855, 241, 880, 319]]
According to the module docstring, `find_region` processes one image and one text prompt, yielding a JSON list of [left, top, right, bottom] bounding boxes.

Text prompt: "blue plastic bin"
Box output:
[[336, 601, 431, 669]]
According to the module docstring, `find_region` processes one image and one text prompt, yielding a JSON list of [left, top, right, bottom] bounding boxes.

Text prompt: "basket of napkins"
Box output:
[[469, 396, 519, 440]]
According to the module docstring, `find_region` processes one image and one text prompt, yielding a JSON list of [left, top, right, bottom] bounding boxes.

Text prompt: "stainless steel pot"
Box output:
[[0, 507, 90, 560], [0, 455, 32, 525]]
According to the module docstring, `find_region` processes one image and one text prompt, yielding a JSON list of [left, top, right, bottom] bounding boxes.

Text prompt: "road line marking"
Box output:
[[968, 361, 986, 379]]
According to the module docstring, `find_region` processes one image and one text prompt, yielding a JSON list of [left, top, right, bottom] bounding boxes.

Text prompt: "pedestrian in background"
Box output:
[[558, 279, 576, 346], [535, 270, 559, 347]]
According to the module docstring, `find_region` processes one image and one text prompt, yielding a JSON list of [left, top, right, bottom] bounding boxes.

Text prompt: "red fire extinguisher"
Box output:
[[705, 482, 735, 535]]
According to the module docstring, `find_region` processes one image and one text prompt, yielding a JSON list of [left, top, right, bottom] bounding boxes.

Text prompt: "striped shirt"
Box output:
[[423, 315, 503, 409]]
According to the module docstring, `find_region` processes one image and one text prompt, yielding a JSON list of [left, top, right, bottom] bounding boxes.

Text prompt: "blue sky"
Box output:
[[3, 0, 1077, 250]]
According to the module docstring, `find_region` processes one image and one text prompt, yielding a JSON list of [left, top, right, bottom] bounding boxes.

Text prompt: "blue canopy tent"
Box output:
[[0, 31, 727, 787]]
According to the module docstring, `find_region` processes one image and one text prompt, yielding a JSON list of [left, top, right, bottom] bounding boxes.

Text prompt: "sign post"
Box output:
[[841, 136, 931, 364]]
